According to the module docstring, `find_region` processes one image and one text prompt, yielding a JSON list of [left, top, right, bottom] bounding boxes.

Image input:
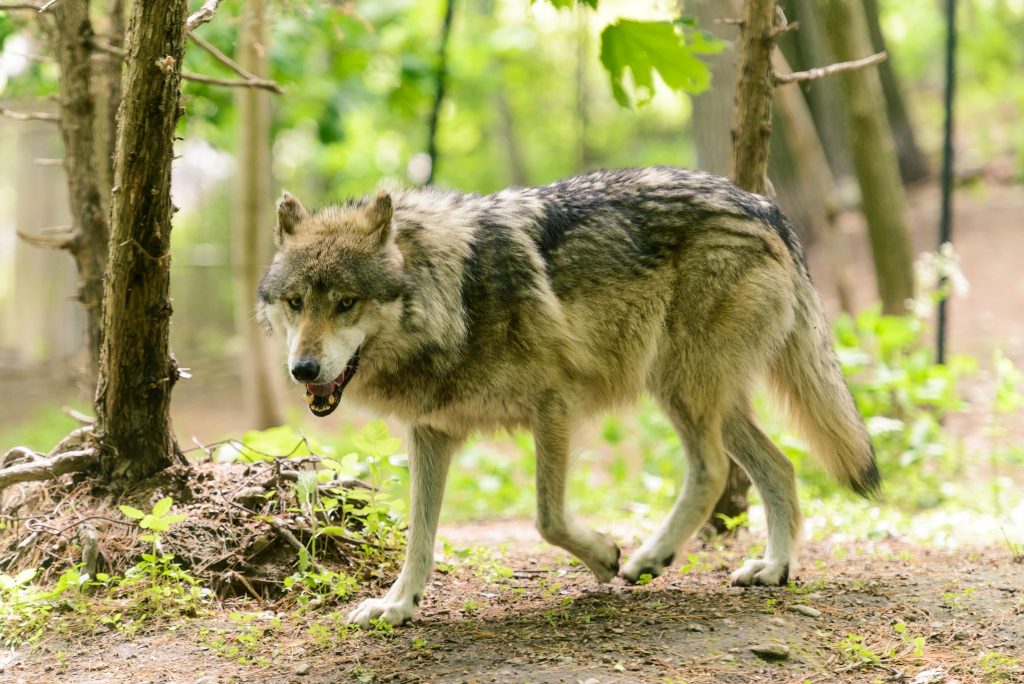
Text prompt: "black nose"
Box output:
[[291, 358, 320, 382]]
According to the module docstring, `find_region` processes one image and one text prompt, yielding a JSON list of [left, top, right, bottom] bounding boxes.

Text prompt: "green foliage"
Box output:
[[599, 18, 722, 108], [838, 633, 881, 665]]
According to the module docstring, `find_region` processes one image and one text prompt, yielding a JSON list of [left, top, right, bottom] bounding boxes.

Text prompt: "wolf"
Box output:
[[257, 166, 878, 627]]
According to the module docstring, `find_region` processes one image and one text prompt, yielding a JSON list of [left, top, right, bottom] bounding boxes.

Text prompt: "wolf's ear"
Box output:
[[276, 192, 308, 244], [365, 191, 393, 249]]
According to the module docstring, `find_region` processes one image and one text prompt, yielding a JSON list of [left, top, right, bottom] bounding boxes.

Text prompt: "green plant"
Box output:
[[941, 586, 975, 610], [892, 622, 926, 658], [838, 633, 881, 665]]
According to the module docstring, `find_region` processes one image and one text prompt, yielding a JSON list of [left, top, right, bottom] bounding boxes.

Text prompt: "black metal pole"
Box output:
[[936, 0, 956, 364]]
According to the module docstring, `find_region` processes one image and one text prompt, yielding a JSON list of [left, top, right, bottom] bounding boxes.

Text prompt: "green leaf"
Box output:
[[151, 497, 173, 518], [318, 526, 349, 537], [119, 505, 146, 520], [534, 0, 597, 8], [599, 19, 722, 108]]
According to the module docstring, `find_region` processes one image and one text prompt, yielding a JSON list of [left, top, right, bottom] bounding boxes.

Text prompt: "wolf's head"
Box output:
[[257, 191, 405, 417]]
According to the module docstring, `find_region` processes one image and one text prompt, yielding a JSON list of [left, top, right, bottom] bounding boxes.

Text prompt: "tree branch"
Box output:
[[775, 51, 887, 85], [0, 106, 59, 123], [185, 0, 221, 31], [0, 2, 42, 10], [17, 226, 78, 250], [0, 449, 98, 491], [180, 69, 282, 93]]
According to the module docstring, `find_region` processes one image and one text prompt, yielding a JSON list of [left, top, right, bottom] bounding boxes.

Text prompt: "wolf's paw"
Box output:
[[582, 534, 621, 583], [347, 594, 416, 627], [730, 559, 790, 587], [620, 550, 676, 585]]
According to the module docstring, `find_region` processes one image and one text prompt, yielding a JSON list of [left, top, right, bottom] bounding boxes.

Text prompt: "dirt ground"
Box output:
[[3, 521, 1023, 684]]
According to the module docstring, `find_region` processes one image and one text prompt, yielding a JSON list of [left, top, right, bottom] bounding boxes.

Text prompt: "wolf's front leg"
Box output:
[[532, 393, 621, 581], [347, 425, 459, 627]]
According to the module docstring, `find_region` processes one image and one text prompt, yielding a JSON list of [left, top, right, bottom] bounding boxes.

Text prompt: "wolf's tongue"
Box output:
[[306, 380, 337, 397], [306, 370, 346, 397]]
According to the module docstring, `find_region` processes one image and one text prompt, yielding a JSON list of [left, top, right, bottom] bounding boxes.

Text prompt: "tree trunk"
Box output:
[[708, 0, 782, 533], [777, 0, 854, 181], [233, 0, 284, 429], [53, 0, 108, 385], [862, 0, 929, 184], [425, 0, 455, 185], [94, 0, 188, 484], [690, 0, 739, 177], [729, 0, 777, 196], [821, 0, 914, 315]]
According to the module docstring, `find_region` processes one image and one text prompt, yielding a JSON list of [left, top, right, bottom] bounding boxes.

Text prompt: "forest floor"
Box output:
[[2, 182, 1024, 683], [3, 520, 1024, 684]]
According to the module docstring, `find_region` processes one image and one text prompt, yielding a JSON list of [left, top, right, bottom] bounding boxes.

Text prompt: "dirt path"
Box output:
[[6, 521, 1022, 684]]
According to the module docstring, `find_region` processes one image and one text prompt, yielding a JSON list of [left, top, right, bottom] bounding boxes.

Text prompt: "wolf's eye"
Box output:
[[337, 297, 357, 314], [286, 296, 302, 312]]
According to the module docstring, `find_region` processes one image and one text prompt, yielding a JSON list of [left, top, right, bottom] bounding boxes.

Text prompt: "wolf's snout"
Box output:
[[291, 358, 321, 382]]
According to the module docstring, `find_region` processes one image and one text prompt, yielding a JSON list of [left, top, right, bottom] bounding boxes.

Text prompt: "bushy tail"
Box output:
[[772, 280, 880, 497]]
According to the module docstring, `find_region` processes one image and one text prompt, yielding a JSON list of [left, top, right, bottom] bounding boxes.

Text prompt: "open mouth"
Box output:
[[304, 350, 360, 417]]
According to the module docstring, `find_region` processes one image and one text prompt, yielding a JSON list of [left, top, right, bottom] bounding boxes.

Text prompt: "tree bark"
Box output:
[[233, 0, 284, 429], [53, 0, 108, 384], [94, 0, 188, 483], [821, 0, 914, 315], [862, 0, 929, 184], [730, 0, 777, 195]]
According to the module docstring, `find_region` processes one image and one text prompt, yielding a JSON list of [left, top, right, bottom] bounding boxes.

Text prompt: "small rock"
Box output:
[[720, 654, 735, 662], [770, 617, 786, 626], [558, 656, 574, 664], [685, 624, 705, 633], [194, 677, 219, 684], [911, 667, 947, 684], [581, 679, 600, 684], [609, 627, 624, 634], [749, 644, 790, 661], [293, 662, 310, 676], [788, 604, 821, 618]]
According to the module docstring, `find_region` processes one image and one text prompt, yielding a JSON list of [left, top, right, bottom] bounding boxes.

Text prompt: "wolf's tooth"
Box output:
[[327, 394, 336, 405], [306, 394, 314, 405]]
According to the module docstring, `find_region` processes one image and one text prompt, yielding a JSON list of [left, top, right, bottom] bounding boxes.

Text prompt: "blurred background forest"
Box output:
[[0, 0, 1022, 538]]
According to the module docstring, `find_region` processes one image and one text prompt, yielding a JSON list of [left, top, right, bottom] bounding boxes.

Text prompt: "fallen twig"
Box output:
[[0, 106, 59, 123], [185, 0, 221, 32]]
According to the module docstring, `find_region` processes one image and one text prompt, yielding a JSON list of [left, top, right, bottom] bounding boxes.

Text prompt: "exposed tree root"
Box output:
[[0, 448, 98, 491]]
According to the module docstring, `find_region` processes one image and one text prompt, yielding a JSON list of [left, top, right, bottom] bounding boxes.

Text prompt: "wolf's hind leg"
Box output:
[[620, 399, 730, 583], [533, 393, 621, 582], [724, 410, 801, 586], [348, 425, 459, 627]]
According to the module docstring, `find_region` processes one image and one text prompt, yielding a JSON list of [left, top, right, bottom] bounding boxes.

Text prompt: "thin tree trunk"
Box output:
[[234, 0, 284, 429], [730, 0, 776, 195], [862, 0, 929, 184], [94, 0, 188, 483], [709, 0, 782, 533], [425, 0, 455, 185], [821, 0, 914, 315], [53, 0, 107, 384]]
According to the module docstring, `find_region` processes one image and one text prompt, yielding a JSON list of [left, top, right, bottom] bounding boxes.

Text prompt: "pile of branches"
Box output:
[[0, 441, 388, 599]]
